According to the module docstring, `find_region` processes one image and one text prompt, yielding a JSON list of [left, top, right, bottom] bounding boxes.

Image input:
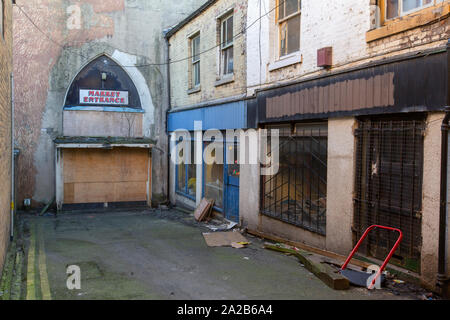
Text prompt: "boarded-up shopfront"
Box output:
[[249, 46, 449, 284], [55, 55, 154, 210]]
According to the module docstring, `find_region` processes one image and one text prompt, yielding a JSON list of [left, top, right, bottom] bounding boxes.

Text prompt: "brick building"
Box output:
[[242, 0, 450, 294], [0, 0, 13, 272], [166, 0, 250, 222]]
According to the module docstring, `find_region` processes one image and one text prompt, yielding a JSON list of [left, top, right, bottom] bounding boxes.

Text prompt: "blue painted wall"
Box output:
[[168, 100, 248, 132]]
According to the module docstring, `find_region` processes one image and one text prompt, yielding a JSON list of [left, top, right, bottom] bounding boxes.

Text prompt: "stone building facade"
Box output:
[[12, 0, 206, 209], [0, 0, 13, 272]]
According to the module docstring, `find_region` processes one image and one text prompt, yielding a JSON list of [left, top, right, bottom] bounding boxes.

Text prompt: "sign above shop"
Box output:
[[80, 89, 129, 106]]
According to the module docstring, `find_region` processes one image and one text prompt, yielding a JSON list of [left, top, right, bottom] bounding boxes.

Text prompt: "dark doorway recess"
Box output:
[[354, 118, 425, 272]]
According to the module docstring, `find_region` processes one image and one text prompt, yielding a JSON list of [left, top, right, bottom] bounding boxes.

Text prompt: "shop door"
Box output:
[[224, 142, 240, 222]]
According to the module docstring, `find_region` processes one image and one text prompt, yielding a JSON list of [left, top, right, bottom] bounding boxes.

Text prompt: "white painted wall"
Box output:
[[246, 0, 370, 92]]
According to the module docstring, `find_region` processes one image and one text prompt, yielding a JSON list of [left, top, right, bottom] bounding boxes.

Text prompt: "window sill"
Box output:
[[215, 74, 234, 87], [366, 3, 450, 42], [268, 52, 303, 72], [187, 86, 201, 95]]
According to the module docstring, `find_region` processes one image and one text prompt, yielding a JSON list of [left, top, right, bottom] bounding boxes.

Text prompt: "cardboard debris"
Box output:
[[231, 241, 249, 249], [194, 198, 214, 221], [203, 231, 249, 247]]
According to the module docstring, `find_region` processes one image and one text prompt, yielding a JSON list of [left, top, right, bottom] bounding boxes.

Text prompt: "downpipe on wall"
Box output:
[[437, 106, 450, 297], [164, 32, 171, 205], [10, 73, 14, 240]]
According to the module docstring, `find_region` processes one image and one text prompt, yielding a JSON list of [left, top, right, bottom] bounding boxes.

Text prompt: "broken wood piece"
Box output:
[[194, 198, 214, 221], [264, 243, 350, 290], [39, 197, 55, 216]]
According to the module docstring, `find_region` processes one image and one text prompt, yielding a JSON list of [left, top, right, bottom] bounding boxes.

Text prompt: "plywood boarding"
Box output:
[[63, 148, 150, 204]]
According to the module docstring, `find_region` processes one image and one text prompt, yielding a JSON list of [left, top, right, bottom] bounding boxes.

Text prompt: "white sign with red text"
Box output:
[[80, 89, 129, 105]]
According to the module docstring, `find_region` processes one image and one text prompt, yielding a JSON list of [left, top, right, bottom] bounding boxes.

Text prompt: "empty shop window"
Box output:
[[262, 123, 328, 235], [176, 138, 196, 199]]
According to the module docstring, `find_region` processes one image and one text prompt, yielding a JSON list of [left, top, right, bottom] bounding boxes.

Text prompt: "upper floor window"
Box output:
[[1, 0, 4, 39], [386, 0, 444, 19], [190, 33, 200, 88], [220, 13, 234, 76], [277, 0, 301, 57]]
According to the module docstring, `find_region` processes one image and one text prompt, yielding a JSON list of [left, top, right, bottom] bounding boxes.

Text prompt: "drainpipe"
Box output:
[[437, 107, 450, 296], [10, 73, 14, 240], [164, 33, 171, 204]]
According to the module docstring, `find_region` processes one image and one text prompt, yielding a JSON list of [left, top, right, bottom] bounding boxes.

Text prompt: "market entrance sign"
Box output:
[[80, 89, 129, 105]]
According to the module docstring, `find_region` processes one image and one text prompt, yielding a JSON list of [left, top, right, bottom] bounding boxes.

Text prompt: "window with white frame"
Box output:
[[386, 0, 444, 19], [277, 0, 301, 57], [190, 33, 200, 88], [220, 13, 234, 76]]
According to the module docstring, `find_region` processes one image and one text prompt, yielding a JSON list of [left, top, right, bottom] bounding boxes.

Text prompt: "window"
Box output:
[[190, 34, 200, 88], [261, 123, 327, 235], [277, 0, 301, 57], [0, 0, 4, 39], [386, 0, 443, 19], [176, 138, 197, 199], [220, 13, 234, 76], [204, 140, 224, 208]]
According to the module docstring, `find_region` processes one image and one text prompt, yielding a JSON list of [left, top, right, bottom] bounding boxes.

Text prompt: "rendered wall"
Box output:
[[0, 0, 13, 271], [13, 0, 206, 207]]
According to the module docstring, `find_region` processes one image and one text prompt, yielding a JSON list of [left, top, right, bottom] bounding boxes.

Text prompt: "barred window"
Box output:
[[262, 122, 327, 235], [354, 119, 425, 272]]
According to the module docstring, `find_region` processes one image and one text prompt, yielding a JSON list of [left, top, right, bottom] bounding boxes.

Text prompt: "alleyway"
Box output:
[[20, 209, 413, 300]]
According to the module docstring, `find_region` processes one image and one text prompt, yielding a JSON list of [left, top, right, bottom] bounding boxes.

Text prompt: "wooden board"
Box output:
[[194, 198, 213, 221], [63, 148, 150, 204]]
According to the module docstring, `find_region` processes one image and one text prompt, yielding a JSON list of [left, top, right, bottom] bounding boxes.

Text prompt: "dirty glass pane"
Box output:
[[192, 35, 200, 62], [386, 0, 399, 19], [287, 14, 300, 55], [223, 46, 233, 75], [204, 142, 224, 209], [285, 0, 300, 17], [279, 22, 287, 56], [227, 143, 240, 176], [177, 146, 186, 193], [402, 0, 422, 12], [193, 62, 200, 86], [0, 1, 3, 37], [278, 0, 284, 20], [226, 15, 233, 45], [187, 141, 196, 197]]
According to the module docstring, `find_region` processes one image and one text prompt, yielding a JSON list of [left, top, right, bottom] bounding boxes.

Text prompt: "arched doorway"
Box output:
[[55, 55, 154, 211]]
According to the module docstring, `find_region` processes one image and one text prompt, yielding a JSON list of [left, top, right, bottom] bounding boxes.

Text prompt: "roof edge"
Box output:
[[165, 0, 218, 39]]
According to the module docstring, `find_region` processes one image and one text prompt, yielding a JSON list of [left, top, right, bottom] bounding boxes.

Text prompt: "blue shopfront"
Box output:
[[167, 100, 251, 223]]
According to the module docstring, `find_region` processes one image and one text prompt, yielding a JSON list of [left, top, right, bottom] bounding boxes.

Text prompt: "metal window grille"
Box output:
[[354, 119, 425, 272], [262, 123, 327, 235]]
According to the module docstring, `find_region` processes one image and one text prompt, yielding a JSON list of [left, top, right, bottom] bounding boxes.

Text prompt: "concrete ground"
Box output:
[[21, 209, 415, 300]]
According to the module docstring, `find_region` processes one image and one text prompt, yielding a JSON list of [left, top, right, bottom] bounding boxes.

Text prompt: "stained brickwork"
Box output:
[[0, 0, 12, 271], [169, 0, 248, 108]]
